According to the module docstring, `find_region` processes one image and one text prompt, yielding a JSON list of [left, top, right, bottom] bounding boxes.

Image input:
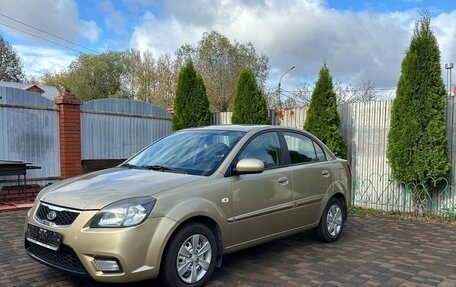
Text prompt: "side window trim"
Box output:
[[311, 139, 318, 161], [281, 130, 328, 166], [227, 130, 285, 176], [312, 140, 327, 162], [277, 130, 291, 166]]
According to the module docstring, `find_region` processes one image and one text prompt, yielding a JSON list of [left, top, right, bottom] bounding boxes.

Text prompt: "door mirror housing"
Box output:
[[235, 158, 265, 175]]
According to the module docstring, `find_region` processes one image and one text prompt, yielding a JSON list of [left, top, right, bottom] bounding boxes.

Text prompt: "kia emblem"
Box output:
[[47, 210, 57, 221]]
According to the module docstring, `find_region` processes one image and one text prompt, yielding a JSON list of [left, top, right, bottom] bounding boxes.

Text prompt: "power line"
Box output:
[[0, 21, 83, 54], [0, 12, 98, 54], [280, 87, 396, 94]]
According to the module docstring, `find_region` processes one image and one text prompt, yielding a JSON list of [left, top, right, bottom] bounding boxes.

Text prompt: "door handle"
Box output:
[[278, 177, 289, 185], [322, 170, 330, 178]]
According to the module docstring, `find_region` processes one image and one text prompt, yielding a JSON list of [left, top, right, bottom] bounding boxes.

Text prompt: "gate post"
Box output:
[[54, 91, 82, 179]]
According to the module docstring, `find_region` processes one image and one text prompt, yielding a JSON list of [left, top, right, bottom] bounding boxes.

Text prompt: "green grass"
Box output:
[[351, 206, 456, 226]]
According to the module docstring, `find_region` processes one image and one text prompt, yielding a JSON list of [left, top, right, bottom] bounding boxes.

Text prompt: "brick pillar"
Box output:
[[54, 91, 83, 179], [167, 105, 174, 115]]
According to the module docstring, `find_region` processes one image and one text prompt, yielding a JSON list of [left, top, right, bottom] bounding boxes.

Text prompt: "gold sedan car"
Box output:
[[24, 125, 351, 287]]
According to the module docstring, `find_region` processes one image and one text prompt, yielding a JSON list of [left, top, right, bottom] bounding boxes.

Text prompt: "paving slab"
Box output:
[[1, 211, 455, 286]]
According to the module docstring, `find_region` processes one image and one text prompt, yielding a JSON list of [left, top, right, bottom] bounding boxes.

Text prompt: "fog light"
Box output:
[[94, 258, 121, 272]]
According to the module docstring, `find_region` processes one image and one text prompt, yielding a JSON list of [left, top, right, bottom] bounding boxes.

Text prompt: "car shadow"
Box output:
[[55, 230, 318, 287]]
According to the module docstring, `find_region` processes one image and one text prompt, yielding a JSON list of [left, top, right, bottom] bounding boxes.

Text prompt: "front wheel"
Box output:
[[315, 197, 345, 243], [160, 223, 217, 287]]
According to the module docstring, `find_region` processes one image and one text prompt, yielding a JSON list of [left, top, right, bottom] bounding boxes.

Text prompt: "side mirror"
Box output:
[[235, 158, 264, 175]]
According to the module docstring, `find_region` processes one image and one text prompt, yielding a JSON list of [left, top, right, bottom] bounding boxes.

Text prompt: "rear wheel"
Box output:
[[160, 223, 217, 287], [315, 197, 345, 243]]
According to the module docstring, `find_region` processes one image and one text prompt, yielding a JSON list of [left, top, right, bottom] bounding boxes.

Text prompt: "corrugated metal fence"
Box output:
[[446, 97, 456, 185], [0, 87, 60, 185], [0, 92, 172, 187], [338, 101, 393, 181], [81, 98, 173, 160]]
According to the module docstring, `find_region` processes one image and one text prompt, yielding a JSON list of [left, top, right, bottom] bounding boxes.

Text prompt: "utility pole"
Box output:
[[277, 66, 295, 108]]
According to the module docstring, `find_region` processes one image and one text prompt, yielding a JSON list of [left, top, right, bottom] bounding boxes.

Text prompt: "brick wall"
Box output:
[[0, 185, 41, 202]]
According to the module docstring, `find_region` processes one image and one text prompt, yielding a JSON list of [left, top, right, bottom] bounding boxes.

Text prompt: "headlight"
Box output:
[[90, 197, 156, 228]]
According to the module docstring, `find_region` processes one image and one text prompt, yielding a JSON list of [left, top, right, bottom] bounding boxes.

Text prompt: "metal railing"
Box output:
[[352, 173, 456, 217]]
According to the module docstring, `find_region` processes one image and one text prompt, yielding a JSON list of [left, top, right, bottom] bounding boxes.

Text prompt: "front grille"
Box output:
[[25, 241, 88, 276], [35, 203, 79, 226]]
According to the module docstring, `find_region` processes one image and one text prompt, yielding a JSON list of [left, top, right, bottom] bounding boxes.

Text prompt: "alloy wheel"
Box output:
[[326, 204, 342, 237], [176, 234, 212, 284]]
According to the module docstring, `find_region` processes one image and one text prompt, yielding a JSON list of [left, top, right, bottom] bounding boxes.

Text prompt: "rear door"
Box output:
[[282, 131, 334, 227]]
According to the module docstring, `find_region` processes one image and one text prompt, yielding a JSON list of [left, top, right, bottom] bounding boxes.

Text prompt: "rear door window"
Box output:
[[284, 132, 325, 164]]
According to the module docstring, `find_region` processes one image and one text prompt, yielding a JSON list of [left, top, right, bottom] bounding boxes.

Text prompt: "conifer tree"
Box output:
[[232, 68, 269, 124], [304, 64, 346, 158], [173, 61, 211, 130], [387, 13, 450, 183]]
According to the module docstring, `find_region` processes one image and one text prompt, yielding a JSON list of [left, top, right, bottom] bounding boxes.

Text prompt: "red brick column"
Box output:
[[54, 91, 83, 179]]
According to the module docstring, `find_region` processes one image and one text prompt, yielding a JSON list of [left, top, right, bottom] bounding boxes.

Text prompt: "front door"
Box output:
[[229, 132, 294, 246]]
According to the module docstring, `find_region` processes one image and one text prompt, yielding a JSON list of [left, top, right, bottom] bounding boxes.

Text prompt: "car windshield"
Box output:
[[126, 130, 246, 176]]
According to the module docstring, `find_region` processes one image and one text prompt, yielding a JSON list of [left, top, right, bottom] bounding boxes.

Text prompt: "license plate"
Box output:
[[26, 224, 62, 251]]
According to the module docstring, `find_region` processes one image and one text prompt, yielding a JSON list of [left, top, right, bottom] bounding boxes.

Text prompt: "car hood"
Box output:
[[40, 167, 203, 210]]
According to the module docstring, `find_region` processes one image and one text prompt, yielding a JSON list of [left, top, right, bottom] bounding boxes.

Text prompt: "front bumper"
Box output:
[[25, 203, 178, 283]]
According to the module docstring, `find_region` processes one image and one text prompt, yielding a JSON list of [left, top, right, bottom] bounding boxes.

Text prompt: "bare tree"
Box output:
[[335, 80, 379, 104], [354, 80, 378, 102], [285, 84, 312, 107], [155, 53, 182, 107], [177, 31, 269, 112], [267, 80, 381, 109], [266, 83, 312, 109]]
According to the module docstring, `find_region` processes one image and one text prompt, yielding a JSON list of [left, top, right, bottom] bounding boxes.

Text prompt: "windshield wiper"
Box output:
[[141, 165, 185, 174], [120, 163, 140, 169]]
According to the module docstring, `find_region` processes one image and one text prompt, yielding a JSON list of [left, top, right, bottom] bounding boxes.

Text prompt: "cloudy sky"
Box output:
[[0, 0, 455, 91]]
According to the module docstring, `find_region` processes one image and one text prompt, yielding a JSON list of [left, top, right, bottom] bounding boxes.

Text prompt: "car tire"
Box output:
[[159, 222, 217, 287], [315, 197, 345, 243]]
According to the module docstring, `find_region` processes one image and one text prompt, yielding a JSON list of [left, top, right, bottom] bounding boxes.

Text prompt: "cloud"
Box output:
[[0, 0, 102, 77], [98, 0, 127, 34], [0, 0, 101, 45], [216, 2, 416, 88], [122, 0, 155, 7], [165, 0, 222, 26], [13, 45, 76, 79], [0, 0, 80, 43], [433, 11, 456, 67], [128, 0, 456, 89], [80, 20, 102, 43], [130, 12, 204, 56]]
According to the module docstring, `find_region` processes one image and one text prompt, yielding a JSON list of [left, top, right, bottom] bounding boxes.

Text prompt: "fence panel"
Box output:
[[0, 87, 60, 186], [81, 98, 172, 160], [271, 107, 307, 128], [211, 112, 233, 125], [338, 101, 413, 211], [447, 97, 456, 185]]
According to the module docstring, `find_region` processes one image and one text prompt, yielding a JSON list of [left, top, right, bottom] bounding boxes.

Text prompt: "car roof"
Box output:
[[184, 125, 270, 132], [183, 125, 317, 135]]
